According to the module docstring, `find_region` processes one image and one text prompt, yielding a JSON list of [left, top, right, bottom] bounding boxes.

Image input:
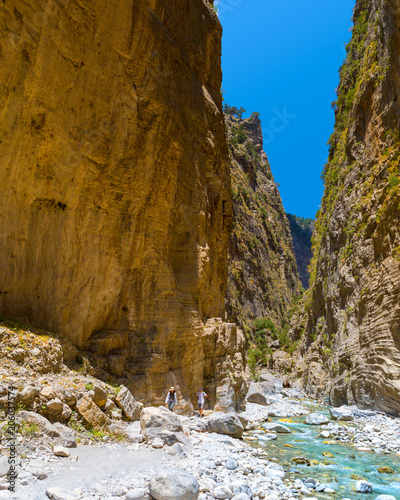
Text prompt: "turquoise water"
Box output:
[[247, 405, 400, 499]]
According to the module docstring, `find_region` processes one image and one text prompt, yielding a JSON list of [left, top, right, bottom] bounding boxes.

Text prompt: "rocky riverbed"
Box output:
[[1, 384, 400, 500]]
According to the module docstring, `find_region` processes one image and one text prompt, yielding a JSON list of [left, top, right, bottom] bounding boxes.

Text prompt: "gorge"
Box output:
[[0, 0, 400, 424]]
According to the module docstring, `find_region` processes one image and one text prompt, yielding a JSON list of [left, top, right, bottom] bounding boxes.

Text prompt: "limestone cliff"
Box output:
[[286, 214, 314, 289], [292, 0, 400, 414], [225, 114, 301, 363], [0, 0, 245, 408]]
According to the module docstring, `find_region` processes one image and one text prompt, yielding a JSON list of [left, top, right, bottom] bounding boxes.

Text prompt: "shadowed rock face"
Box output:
[[291, 0, 400, 414], [0, 0, 244, 403], [225, 114, 301, 332], [286, 214, 314, 289]]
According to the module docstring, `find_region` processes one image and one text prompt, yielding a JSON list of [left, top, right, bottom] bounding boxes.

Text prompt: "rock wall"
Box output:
[[291, 0, 400, 415], [225, 114, 301, 335], [0, 0, 245, 407], [286, 214, 314, 289]]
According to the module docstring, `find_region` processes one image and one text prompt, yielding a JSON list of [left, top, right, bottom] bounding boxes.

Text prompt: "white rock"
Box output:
[[46, 487, 81, 500], [214, 485, 234, 499], [149, 467, 199, 500], [355, 480, 373, 493], [125, 488, 151, 500], [305, 413, 330, 425]]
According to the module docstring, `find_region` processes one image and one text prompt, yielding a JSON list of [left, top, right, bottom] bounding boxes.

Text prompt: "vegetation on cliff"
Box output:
[[290, 0, 400, 414], [286, 214, 314, 289], [224, 113, 302, 376]]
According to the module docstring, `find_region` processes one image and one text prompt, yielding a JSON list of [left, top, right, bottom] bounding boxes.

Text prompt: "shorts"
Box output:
[[198, 402, 204, 409]]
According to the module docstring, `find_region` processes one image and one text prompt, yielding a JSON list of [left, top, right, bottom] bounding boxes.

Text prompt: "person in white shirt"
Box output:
[[197, 388, 208, 417], [165, 387, 178, 411]]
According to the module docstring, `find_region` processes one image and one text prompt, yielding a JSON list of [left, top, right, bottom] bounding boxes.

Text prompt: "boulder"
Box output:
[[40, 386, 56, 399], [207, 413, 244, 439], [374, 496, 396, 500], [149, 467, 199, 500], [261, 422, 291, 433], [53, 423, 77, 448], [46, 398, 64, 413], [355, 480, 373, 493], [46, 488, 82, 500], [140, 406, 187, 445], [88, 385, 108, 409], [19, 411, 61, 437], [377, 466, 395, 474], [305, 413, 330, 425], [116, 387, 143, 421], [245, 382, 277, 405], [18, 386, 39, 406], [53, 446, 70, 457], [76, 395, 111, 432], [329, 406, 354, 421], [125, 488, 151, 500]]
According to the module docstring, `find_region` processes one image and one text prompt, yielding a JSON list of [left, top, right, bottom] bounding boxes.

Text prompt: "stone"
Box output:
[[374, 496, 396, 500], [225, 458, 238, 470], [151, 437, 164, 449], [19, 386, 39, 405], [149, 467, 199, 500], [291, 457, 310, 465], [305, 413, 330, 425], [125, 489, 151, 500], [206, 413, 244, 438], [46, 488, 82, 500], [140, 406, 187, 445], [231, 494, 250, 500], [377, 466, 395, 474], [46, 398, 64, 413], [0, 458, 9, 477], [214, 486, 234, 499], [355, 480, 373, 493], [40, 386, 56, 399], [232, 484, 253, 498], [261, 422, 291, 433], [19, 411, 61, 437], [76, 396, 111, 432], [116, 387, 143, 421], [245, 382, 277, 405], [88, 385, 108, 409], [53, 446, 70, 457], [329, 406, 354, 421]]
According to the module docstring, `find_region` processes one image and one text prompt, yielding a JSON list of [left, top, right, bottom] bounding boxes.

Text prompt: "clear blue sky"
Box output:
[[218, 0, 355, 219]]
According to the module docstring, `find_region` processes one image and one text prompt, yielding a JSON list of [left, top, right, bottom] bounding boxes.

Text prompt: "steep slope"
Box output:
[[225, 114, 301, 359], [292, 0, 400, 414], [286, 214, 314, 289], [0, 0, 245, 407]]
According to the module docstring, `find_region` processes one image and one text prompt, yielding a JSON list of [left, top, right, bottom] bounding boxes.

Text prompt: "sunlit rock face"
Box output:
[[291, 0, 400, 415], [0, 0, 246, 405]]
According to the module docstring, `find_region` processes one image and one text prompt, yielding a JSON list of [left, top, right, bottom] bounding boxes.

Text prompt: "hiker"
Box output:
[[165, 387, 178, 412], [197, 388, 208, 417]]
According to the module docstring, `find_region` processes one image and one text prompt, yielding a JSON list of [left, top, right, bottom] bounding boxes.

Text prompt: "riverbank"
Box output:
[[2, 386, 400, 500]]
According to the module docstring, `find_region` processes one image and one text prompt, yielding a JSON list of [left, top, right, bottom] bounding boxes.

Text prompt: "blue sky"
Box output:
[[218, 0, 355, 219]]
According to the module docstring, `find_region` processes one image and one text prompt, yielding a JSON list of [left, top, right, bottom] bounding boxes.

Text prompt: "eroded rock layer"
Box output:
[[292, 0, 400, 414], [0, 0, 244, 406], [225, 114, 301, 333]]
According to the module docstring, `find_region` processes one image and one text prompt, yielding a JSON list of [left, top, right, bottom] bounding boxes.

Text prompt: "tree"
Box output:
[[237, 107, 246, 119]]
